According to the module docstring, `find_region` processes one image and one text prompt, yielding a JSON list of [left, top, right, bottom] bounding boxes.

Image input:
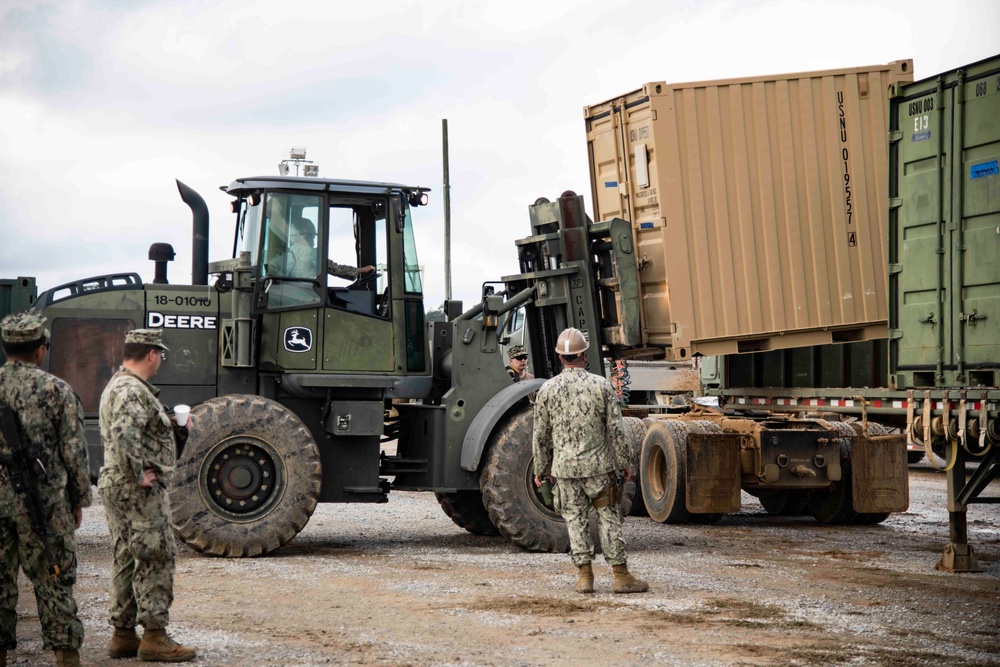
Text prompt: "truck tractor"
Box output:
[[32, 171, 639, 557]]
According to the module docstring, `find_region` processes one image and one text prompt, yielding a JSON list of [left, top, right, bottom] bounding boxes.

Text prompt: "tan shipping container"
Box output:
[[585, 61, 913, 359]]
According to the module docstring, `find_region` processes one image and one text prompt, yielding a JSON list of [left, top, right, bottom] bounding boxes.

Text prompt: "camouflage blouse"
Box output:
[[0, 361, 92, 517], [98, 367, 175, 488], [532, 367, 629, 479]]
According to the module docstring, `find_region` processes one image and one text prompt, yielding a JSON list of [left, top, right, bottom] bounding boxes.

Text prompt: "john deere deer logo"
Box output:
[[283, 326, 313, 353]]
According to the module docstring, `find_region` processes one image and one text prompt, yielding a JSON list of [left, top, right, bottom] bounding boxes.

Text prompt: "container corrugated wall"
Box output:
[[586, 61, 912, 359], [889, 53, 1000, 389]]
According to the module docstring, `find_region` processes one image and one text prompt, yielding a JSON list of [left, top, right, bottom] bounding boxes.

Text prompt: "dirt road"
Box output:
[[8, 463, 1000, 666]]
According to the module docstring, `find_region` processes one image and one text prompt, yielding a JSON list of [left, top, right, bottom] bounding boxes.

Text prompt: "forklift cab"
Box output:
[[225, 176, 429, 376]]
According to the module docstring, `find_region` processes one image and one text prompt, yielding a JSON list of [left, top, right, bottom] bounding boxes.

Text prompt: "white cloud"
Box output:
[[1, 0, 998, 311]]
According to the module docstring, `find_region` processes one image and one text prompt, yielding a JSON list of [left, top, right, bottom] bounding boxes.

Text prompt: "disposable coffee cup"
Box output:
[[173, 404, 191, 426]]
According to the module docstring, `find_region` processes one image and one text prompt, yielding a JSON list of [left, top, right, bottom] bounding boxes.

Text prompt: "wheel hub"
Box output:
[[647, 445, 666, 500], [526, 459, 561, 519], [204, 440, 280, 516]]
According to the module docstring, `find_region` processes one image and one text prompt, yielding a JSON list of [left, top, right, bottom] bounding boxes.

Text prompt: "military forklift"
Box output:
[[32, 160, 639, 557]]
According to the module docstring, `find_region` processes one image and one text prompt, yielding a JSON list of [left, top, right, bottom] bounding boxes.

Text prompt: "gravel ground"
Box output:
[[7, 461, 1000, 666]]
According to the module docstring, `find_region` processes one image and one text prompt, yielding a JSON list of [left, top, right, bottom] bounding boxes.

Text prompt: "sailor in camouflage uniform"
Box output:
[[532, 327, 648, 595], [0, 312, 91, 667], [506, 345, 536, 402], [98, 329, 196, 662]]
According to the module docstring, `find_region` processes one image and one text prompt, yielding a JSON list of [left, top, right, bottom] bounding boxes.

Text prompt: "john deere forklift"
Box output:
[[31, 160, 639, 557]]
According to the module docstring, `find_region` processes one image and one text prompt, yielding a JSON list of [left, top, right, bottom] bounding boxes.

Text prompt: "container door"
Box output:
[[951, 64, 1000, 382], [891, 78, 951, 378], [587, 101, 632, 223]]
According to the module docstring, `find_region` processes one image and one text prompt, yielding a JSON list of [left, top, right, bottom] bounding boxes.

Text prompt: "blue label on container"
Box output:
[[970, 160, 999, 179], [912, 130, 932, 142], [639, 222, 654, 229], [604, 181, 618, 187]]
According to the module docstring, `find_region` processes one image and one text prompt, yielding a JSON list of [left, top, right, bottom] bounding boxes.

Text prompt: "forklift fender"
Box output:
[[461, 378, 546, 472]]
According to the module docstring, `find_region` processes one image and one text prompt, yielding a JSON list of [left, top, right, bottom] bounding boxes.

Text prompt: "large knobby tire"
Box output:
[[480, 406, 569, 552], [169, 395, 322, 557], [435, 491, 499, 536], [478, 406, 635, 553], [624, 417, 648, 517], [806, 421, 857, 525]]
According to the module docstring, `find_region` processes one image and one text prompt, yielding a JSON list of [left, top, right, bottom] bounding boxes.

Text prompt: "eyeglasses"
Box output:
[[513, 355, 528, 361], [43, 341, 51, 349]]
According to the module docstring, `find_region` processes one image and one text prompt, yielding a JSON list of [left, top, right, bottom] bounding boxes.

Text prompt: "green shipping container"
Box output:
[[0, 277, 39, 366], [889, 54, 1000, 389]]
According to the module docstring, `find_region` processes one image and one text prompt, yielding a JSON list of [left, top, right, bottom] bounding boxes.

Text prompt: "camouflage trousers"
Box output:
[[554, 475, 627, 567], [0, 499, 83, 650], [99, 482, 176, 631]]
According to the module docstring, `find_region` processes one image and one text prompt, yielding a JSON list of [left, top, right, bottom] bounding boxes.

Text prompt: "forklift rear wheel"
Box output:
[[435, 491, 500, 536]]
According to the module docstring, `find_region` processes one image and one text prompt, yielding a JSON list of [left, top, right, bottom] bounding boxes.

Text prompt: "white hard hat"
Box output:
[[555, 327, 589, 355]]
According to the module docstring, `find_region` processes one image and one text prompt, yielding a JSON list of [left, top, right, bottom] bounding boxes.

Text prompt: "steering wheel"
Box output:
[[353, 270, 382, 289]]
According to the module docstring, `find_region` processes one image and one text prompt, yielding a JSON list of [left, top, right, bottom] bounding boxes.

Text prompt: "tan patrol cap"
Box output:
[[508, 345, 527, 360], [0, 311, 49, 344], [125, 329, 169, 351]]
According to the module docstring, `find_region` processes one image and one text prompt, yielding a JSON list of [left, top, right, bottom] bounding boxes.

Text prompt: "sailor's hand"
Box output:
[[139, 468, 158, 488]]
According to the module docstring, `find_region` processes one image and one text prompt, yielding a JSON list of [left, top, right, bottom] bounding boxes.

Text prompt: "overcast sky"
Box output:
[[1, 0, 997, 309]]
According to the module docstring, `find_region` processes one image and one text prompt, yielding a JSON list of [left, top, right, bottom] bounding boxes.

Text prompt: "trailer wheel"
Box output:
[[169, 395, 322, 557], [854, 511, 891, 525], [806, 422, 857, 525], [623, 417, 647, 517], [640, 420, 691, 523], [435, 491, 499, 536], [480, 406, 569, 552], [907, 451, 925, 465], [758, 490, 809, 516]]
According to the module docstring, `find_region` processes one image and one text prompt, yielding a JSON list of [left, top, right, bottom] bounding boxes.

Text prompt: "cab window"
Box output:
[[258, 191, 324, 309], [326, 198, 390, 319]]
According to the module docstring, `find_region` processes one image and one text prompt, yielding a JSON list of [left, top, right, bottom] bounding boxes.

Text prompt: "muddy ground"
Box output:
[[7, 461, 1000, 666]]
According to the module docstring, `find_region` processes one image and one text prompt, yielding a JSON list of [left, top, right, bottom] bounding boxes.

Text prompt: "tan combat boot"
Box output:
[[109, 627, 141, 658], [576, 562, 595, 594], [612, 563, 649, 594], [54, 649, 80, 667], [138, 628, 196, 662]]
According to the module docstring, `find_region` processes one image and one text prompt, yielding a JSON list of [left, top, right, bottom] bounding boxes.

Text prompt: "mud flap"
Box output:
[[852, 434, 909, 513], [686, 433, 742, 513]]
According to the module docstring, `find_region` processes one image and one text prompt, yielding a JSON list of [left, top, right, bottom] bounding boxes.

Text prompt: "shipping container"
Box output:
[[0, 277, 38, 366], [888, 53, 1000, 389], [585, 61, 913, 359]]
